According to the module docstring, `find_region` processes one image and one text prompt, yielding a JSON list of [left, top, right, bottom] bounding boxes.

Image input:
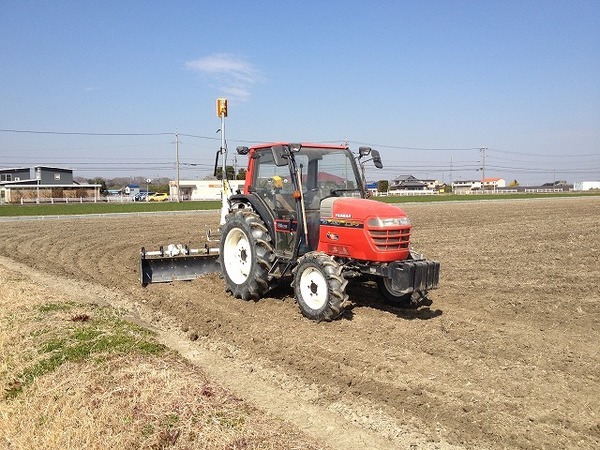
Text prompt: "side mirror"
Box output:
[[236, 146, 249, 155], [271, 145, 289, 167], [359, 146, 371, 157], [372, 149, 383, 169]]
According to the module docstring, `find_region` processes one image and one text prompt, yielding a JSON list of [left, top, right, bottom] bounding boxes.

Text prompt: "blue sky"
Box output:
[[1, 0, 599, 185]]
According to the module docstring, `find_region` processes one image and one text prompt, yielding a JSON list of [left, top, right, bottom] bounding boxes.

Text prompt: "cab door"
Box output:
[[251, 149, 300, 257]]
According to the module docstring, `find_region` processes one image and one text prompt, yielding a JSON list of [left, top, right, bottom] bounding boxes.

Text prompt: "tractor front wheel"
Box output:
[[219, 211, 275, 300], [376, 277, 416, 306], [293, 252, 348, 321]]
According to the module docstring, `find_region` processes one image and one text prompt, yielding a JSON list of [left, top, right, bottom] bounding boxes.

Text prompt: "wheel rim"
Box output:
[[299, 266, 328, 310], [383, 277, 404, 296], [223, 228, 251, 285]]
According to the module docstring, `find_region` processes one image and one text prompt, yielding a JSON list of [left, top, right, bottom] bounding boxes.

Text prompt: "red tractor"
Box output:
[[140, 141, 439, 321], [217, 142, 439, 321]]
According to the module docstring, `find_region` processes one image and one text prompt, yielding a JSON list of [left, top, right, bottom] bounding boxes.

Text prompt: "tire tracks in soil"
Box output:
[[0, 255, 457, 450]]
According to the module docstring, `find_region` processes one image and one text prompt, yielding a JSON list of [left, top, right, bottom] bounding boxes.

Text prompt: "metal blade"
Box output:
[[140, 254, 221, 286]]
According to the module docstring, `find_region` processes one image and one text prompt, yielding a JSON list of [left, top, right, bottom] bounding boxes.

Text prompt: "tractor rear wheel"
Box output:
[[293, 252, 348, 321], [219, 210, 275, 300]]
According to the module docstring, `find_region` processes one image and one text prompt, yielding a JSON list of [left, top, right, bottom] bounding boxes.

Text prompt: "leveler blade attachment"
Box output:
[[139, 249, 221, 286]]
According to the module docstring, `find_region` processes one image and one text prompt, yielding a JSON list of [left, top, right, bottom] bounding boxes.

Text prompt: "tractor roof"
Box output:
[[250, 142, 349, 151]]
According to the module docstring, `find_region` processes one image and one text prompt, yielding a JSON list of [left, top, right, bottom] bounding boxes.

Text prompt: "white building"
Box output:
[[452, 180, 482, 194], [574, 181, 600, 191], [482, 177, 506, 189], [169, 180, 246, 200], [452, 178, 506, 194]]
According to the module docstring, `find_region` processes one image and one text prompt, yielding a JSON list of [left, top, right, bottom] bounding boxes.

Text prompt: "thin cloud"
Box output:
[[186, 53, 262, 101]]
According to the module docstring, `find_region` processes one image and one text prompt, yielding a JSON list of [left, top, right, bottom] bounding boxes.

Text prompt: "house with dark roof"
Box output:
[[390, 175, 428, 191], [122, 183, 141, 197], [0, 167, 31, 183], [1, 166, 100, 204]]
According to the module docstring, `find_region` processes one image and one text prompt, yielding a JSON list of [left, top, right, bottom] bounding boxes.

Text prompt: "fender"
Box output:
[[229, 193, 276, 238]]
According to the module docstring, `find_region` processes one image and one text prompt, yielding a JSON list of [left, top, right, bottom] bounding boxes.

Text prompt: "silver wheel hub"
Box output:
[[299, 267, 328, 310], [223, 228, 251, 285]]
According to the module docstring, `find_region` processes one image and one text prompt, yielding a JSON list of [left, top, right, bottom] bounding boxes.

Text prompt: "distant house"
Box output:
[[169, 179, 246, 201], [1, 166, 75, 186], [452, 178, 506, 194], [34, 166, 74, 185], [390, 175, 428, 191], [482, 177, 506, 190], [542, 180, 568, 187], [0, 165, 100, 204], [420, 179, 441, 190], [0, 167, 31, 183], [452, 180, 482, 194], [123, 184, 141, 197]]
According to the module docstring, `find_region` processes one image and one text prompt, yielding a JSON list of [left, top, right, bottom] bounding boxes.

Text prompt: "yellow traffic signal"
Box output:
[[216, 98, 228, 117]]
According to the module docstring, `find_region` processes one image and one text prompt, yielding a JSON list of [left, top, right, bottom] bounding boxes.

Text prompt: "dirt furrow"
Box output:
[[1, 197, 598, 449]]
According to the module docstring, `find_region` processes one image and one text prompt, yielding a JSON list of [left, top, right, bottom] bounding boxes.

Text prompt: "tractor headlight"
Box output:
[[367, 217, 411, 228]]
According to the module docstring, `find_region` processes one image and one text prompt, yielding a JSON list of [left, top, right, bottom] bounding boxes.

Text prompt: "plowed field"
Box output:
[[1, 197, 599, 449]]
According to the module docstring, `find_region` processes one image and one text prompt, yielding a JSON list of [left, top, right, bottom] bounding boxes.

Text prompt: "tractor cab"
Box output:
[[237, 143, 367, 256]]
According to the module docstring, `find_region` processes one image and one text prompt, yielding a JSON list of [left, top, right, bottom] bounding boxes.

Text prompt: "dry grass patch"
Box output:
[[0, 264, 323, 450]]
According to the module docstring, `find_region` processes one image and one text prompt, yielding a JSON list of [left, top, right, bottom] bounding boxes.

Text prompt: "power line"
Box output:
[[1, 128, 480, 150], [489, 147, 598, 158], [178, 133, 220, 141], [3, 127, 598, 182], [2, 156, 177, 162], [486, 164, 600, 173], [349, 140, 480, 151], [0, 128, 172, 136], [2, 128, 597, 158]]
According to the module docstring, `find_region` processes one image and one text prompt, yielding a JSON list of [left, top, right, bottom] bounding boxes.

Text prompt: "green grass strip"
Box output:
[[1, 193, 598, 217], [5, 315, 165, 399], [374, 191, 600, 204], [0, 201, 221, 216]]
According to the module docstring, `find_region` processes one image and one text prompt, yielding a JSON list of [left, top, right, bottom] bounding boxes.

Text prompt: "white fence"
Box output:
[[15, 195, 151, 205], [381, 190, 439, 196], [524, 188, 566, 193], [17, 196, 102, 205]]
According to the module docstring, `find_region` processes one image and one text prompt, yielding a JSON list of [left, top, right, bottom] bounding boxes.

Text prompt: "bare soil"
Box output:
[[1, 197, 599, 449]]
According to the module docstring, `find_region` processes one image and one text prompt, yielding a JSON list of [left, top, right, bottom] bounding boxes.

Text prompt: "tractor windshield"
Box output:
[[300, 147, 363, 208], [251, 146, 363, 216], [250, 145, 364, 255]]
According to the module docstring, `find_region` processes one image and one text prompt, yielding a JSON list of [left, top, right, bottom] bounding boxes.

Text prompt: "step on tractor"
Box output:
[[140, 140, 440, 321]]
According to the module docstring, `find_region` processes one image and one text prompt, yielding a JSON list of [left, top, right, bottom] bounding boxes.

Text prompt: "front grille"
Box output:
[[368, 227, 410, 251]]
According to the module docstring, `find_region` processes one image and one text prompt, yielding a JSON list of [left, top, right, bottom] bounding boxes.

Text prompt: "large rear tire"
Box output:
[[219, 211, 275, 300], [292, 252, 348, 321]]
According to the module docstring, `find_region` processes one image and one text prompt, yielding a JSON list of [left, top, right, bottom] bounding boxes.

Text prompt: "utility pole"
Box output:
[[216, 98, 231, 225], [175, 130, 181, 202], [480, 147, 487, 192], [233, 149, 238, 180]]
